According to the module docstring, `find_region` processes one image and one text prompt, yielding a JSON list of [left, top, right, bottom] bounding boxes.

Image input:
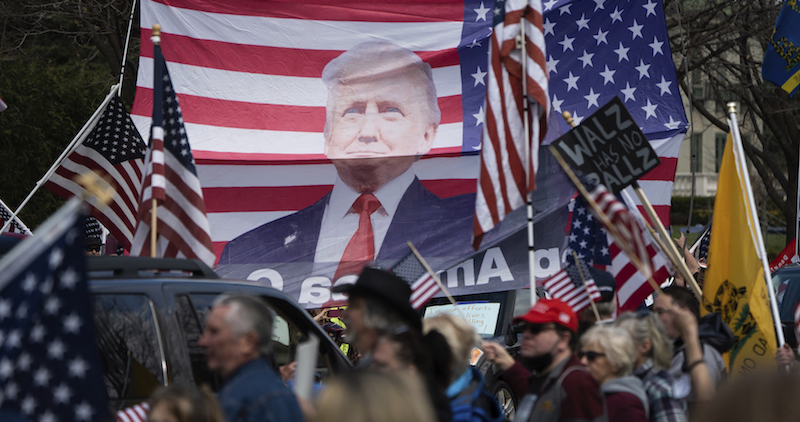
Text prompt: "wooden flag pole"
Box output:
[[554, 112, 664, 296], [150, 23, 162, 259], [572, 251, 601, 321], [631, 183, 703, 298]]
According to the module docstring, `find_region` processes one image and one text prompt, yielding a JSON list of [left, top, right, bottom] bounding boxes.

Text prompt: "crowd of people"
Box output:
[[130, 265, 794, 422]]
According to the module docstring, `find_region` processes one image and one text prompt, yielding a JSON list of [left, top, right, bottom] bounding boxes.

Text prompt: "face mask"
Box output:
[[521, 337, 561, 373]]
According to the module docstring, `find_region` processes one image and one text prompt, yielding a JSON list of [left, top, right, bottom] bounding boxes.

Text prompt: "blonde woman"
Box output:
[[580, 325, 648, 422], [616, 312, 687, 422], [424, 314, 505, 422]]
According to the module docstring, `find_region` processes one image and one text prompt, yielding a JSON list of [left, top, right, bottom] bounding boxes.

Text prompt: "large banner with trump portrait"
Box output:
[[131, 0, 686, 308]]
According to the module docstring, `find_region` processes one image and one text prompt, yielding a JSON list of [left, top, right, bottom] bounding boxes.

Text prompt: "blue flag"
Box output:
[[763, 0, 800, 97], [0, 199, 109, 422]]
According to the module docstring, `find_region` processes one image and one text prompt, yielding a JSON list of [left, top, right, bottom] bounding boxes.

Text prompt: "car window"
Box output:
[[423, 291, 515, 339], [92, 294, 165, 405], [175, 294, 334, 390]]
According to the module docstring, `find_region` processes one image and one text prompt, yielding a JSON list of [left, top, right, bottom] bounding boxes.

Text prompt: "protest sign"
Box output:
[[550, 97, 661, 193]]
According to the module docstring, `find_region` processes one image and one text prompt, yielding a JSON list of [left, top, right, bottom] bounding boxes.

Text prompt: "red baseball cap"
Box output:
[[513, 298, 578, 333]]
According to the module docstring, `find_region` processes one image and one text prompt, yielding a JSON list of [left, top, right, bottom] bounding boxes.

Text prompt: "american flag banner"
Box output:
[[543, 0, 687, 225], [391, 250, 438, 310], [130, 0, 686, 308], [543, 257, 600, 313], [44, 93, 146, 250], [474, 0, 548, 247], [132, 0, 493, 270], [0, 199, 109, 422], [0, 198, 31, 235], [130, 42, 215, 266]]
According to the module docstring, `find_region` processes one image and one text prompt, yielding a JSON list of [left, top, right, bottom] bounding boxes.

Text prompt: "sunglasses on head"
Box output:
[[578, 350, 606, 362]]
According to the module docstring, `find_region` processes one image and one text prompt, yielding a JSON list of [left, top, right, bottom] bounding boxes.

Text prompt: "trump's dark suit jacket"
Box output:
[[219, 178, 475, 266]]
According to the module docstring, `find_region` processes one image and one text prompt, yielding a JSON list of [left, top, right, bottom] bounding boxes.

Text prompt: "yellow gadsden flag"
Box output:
[[702, 132, 776, 376]]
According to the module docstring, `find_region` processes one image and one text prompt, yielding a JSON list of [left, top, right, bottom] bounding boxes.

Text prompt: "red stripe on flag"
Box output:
[[641, 157, 677, 182], [131, 89, 464, 130], [141, 30, 461, 78], [151, 0, 466, 22]]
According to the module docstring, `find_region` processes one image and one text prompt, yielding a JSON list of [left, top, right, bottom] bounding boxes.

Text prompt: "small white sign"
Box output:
[[423, 302, 501, 337]]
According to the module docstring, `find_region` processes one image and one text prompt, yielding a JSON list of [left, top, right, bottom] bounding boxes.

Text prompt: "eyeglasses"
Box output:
[[517, 324, 555, 335], [578, 350, 606, 362], [85, 245, 102, 253]]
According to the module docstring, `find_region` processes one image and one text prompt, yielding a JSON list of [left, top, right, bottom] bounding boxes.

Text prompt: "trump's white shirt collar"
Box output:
[[314, 166, 416, 268]]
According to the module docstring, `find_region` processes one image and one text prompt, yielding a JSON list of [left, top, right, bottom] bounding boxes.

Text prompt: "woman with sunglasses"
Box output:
[[616, 312, 687, 422], [580, 325, 648, 422]]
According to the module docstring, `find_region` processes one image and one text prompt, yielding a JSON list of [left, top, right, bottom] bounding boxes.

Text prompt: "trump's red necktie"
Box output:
[[334, 193, 381, 280]]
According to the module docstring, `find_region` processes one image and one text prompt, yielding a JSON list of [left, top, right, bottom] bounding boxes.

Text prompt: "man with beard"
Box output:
[[482, 299, 604, 422]]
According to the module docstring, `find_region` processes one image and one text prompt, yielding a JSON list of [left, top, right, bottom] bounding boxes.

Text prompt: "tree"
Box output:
[[0, 0, 139, 103], [0, 0, 138, 228], [663, 0, 800, 242]]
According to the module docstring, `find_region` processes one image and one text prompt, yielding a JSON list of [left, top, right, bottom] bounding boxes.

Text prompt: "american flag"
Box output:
[[474, 0, 549, 247], [130, 43, 215, 266], [44, 93, 145, 250], [116, 402, 149, 422], [0, 198, 31, 235], [545, 195, 605, 313], [0, 199, 109, 422], [391, 250, 438, 310], [593, 183, 670, 311], [131, 0, 496, 263], [543, 0, 687, 226], [566, 195, 612, 268], [544, 257, 600, 313]]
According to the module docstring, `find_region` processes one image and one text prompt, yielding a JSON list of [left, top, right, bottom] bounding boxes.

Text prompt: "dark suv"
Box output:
[[88, 257, 350, 411], [422, 288, 535, 421], [772, 263, 800, 348]]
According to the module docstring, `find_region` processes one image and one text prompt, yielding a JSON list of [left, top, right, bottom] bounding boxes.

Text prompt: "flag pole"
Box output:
[[727, 102, 785, 347], [630, 185, 703, 298], [150, 24, 162, 259], [0, 85, 119, 234], [795, 155, 800, 263], [517, 7, 537, 307], [572, 251, 601, 321], [117, 0, 139, 96]]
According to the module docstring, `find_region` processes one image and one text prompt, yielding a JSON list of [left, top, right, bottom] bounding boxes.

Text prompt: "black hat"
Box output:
[[332, 267, 421, 330], [84, 216, 104, 247], [589, 267, 616, 303]]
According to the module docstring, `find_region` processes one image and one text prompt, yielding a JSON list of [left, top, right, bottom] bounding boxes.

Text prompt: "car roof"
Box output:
[[87, 256, 287, 297]]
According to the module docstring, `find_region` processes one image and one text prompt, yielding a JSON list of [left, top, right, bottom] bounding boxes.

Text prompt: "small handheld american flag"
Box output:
[[391, 250, 439, 310]]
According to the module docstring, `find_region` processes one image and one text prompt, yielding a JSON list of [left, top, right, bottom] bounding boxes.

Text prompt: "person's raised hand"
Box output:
[[481, 341, 515, 371], [776, 344, 796, 369]]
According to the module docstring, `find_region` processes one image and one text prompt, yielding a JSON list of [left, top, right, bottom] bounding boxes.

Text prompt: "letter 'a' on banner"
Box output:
[[703, 130, 778, 376], [763, 0, 800, 97]]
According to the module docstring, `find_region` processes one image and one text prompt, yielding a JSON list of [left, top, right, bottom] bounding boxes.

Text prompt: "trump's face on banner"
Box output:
[[325, 77, 436, 159], [321, 41, 440, 193]]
